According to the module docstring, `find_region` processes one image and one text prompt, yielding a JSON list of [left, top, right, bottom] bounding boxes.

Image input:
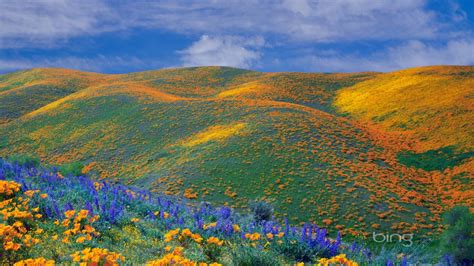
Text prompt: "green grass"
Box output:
[[397, 146, 474, 171], [0, 85, 80, 122]]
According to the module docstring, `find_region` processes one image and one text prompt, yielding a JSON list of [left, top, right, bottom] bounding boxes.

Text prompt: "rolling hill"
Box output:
[[0, 65, 472, 241]]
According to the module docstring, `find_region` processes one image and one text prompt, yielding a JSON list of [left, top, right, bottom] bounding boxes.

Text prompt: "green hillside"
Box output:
[[0, 66, 472, 242], [0, 68, 104, 124]]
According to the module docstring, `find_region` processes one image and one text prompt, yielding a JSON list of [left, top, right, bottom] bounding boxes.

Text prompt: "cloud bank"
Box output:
[[0, 0, 472, 72], [292, 38, 474, 72], [0, 0, 446, 46]]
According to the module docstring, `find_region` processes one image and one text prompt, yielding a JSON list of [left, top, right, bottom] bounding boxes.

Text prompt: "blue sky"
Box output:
[[0, 0, 473, 73]]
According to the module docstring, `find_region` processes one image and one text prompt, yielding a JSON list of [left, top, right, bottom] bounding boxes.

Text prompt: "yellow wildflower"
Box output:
[[245, 232, 261, 241], [64, 210, 75, 219], [14, 257, 55, 266], [317, 254, 358, 266], [207, 236, 224, 246], [233, 224, 240, 232]]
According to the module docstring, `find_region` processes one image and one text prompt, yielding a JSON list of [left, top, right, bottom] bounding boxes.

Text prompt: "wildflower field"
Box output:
[[0, 65, 473, 264], [0, 158, 464, 265]]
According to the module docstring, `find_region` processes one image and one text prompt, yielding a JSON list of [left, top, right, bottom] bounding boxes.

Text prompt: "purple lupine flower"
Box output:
[[94, 195, 100, 209], [249, 222, 255, 232], [45, 206, 52, 218], [329, 232, 341, 256], [109, 205, 116, 222], [444, 254, 452, 266], [149, 211, 156, 220], [218, 207, 231, 220], [101, 202, 108, 213], [85, 201, 94, 216], [386, 259, 394, 266], [148, 192, 153, 202], [261, 221, 268, 234], [401, 256, 408, 266], [302, 223, 308, 241], [222, 220, 233, 236], [156, 197, 162, 206], [363, 248, 372, 259], [193, 212, 201, 226], [198, 205, 206, 215], [350, 242, 358, 253], [284, 218, 289, 235], [21, 181, 29, 191], [116, 204, 124, 217], [64, 203, 73, 211], [53, 202, 61, 218], [197, 219, 204, 230], [113, 187, 119, 198]]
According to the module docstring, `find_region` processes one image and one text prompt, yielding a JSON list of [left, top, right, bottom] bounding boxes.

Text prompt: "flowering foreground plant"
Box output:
[[0, 158, 442, 264]]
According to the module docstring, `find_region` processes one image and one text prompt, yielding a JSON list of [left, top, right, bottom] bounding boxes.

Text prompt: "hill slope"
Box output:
[[0, 66, 472, 241], [334, 66, 474, 152], [0, 68, 105, 124]]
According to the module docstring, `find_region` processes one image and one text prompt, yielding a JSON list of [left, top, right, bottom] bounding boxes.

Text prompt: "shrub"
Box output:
[[250, 201, 273, 223], [440, 206, 474, 265]]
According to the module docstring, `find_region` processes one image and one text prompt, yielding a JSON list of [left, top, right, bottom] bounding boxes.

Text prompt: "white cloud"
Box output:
[[179, 35, 264, 68], [0, 0, 461, 48], [282, 0, 312, 17], [291, 38, 474, 72], [121, 0, 441, 42], [387, 39, 474, 68], [0, 0, 117, 48]]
